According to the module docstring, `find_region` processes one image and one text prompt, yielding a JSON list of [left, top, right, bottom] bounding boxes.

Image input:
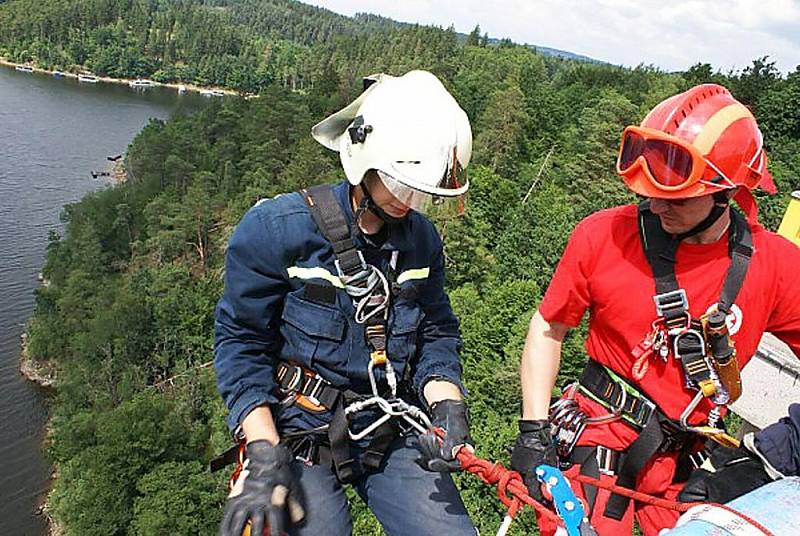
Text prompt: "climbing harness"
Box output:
[[212, 184, 432, 482], [565, 360, 702, 519], [555, 199, 753, 520], [290, 184, 429, 481], [636, 198, 751, 407]]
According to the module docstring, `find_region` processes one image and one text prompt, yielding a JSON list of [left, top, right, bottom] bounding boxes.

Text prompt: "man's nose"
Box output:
[[649, 198, 670, 214]]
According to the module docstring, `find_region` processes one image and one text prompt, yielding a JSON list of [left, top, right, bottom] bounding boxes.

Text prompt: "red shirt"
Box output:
[[540, 205, 800, 451]]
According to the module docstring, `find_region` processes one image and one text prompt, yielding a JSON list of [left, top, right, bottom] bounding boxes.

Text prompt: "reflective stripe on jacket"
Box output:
[[214, 181, 464, 430]]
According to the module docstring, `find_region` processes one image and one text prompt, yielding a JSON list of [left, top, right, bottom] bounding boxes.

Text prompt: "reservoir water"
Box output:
[[0, 66, 207, 535]]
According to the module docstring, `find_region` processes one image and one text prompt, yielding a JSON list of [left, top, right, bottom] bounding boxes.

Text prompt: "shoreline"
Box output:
[[18, 332, 57, 389], [0, 57, 245, 97], [18, 330, 59, 536]]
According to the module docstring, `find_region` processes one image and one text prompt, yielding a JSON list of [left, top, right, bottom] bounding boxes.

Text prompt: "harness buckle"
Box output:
[[689, 450, 709, 470], [596, 446, 618, 476], [630, 396, 656, 427], [334, 250, 368, 279], [305, 375, 325, 407], [283, 366, 304, 392], [653, 289, 688, 317]]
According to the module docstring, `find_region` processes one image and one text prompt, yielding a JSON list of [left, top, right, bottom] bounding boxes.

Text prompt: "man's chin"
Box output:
[[659, 218, 689, 235], [386, 207, 410, 218]]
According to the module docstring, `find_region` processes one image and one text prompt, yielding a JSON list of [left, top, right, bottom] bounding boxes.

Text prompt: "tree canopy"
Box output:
[[11, 1, 800, 534]]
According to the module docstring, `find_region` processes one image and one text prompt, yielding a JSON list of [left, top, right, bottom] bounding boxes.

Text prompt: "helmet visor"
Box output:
[[377, 169, 465, 216], [618, 128, 697, 190]]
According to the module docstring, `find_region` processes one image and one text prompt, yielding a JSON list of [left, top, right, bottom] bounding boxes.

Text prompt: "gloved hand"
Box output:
[[510, 419, 558, 501], [417, 399, 473, 472], [677, 444, 773, 504], [219, 441, 305, 536]]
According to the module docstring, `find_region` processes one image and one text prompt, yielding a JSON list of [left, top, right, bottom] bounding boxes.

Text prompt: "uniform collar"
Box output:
[[331, 180, 414, 252]]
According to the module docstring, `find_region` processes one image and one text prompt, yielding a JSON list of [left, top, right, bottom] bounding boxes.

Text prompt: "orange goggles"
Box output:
[[616, 126, 730, 192]]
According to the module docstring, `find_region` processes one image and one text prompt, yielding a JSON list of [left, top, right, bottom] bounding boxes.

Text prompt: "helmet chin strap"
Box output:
[[675, 191, 730, 241], [357, 183, 404, 226]]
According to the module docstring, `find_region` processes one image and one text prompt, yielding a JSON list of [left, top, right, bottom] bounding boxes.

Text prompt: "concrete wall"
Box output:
[[730, 333, 800, 429]]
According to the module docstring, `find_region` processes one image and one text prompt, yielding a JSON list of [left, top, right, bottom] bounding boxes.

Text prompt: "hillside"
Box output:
[[6, 0, 800, 534], [0, 0, 599, 92]]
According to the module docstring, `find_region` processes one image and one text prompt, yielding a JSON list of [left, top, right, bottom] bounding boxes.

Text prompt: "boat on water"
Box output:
[[78, 73, 99, 83], [128, 79, 156, 89], [15, 65, 34, 73], [177, 84, 187, 94], [52, 70, 66, 78], [199, 89, 225, 97]]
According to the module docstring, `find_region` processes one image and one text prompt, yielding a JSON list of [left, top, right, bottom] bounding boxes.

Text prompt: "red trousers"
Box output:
[[536, 455, 684, 536]]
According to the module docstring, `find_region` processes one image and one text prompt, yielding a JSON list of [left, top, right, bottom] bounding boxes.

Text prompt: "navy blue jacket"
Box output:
[[754, 403, 800, 477], [214, 181, 465, 431]]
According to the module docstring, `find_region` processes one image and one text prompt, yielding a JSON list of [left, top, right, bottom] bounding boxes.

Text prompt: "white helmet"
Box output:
[[311, 70, 472, 208]]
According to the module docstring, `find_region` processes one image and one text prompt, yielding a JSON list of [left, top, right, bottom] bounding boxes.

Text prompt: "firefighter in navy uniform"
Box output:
[[214, 71, 477, 536], [510, 84, 800, 536]]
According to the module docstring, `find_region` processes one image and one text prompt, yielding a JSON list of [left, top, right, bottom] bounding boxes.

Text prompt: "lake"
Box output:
[[0, 65, 208, 535]]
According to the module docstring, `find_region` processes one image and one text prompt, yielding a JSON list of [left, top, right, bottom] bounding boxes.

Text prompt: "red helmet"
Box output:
[[617, 84, 775, 216]]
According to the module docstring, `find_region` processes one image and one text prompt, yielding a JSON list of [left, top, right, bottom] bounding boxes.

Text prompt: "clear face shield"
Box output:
[[376, 151, 468, 217]]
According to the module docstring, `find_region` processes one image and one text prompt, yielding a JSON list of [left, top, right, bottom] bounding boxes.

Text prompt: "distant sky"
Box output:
[[302, 0, 800, 74]]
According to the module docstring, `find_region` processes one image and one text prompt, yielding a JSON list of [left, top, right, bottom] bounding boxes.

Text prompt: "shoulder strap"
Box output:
[[301, 185, 364, 277], [637, 200, 681, 296], [719, 208, 752, 314], [637, 201, 687, 328], [637, 200, 753, 316]]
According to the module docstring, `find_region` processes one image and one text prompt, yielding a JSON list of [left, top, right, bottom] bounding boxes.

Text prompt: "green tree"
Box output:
[[132, 461, 225, 535]]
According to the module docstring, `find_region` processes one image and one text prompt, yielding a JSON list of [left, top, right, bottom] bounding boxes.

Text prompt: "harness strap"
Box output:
[[579, 360, 656, 430], [719, 209, 753, 314], [603, 411, 666, 519], [637, 200, 752, 320], [328, 394, 359, 482], [578, 360, 697, 520], [276, 361, 340, 410], [302, 185, 364, 276], [570, 445, 624, 513]]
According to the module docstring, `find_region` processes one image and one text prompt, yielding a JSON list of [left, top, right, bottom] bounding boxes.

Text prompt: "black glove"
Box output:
[[219, 441, 305, 536], [510, 419, 558, 501], [678, 445, 773, 504], [417, 399, 473, 472]]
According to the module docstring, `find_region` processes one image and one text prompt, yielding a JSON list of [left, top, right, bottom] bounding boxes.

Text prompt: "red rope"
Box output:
[[456, 448, 561, 524], [570, 473, 694, 513], [456, 448, 773, 536]]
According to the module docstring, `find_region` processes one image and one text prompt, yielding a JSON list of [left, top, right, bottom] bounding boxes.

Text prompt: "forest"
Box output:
[[4, 0, 799, 534]]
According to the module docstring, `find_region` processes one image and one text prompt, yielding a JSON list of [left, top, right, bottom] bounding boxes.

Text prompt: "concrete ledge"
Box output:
[[730, 333, 799, 429]]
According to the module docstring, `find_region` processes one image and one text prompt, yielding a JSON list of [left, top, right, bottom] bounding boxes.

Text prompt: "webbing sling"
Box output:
[[600, 201, 754, 520], [299, 185, 397, 483]]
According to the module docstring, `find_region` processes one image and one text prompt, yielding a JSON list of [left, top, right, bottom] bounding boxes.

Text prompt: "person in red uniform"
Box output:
[[510, 83, 800, 536]]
